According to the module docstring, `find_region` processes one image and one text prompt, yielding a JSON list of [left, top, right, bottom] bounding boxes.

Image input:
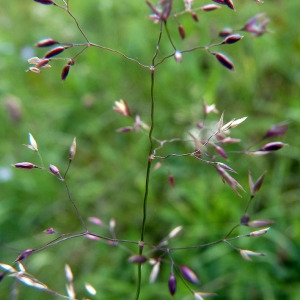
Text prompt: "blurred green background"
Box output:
[[1, 0, 300, 299]]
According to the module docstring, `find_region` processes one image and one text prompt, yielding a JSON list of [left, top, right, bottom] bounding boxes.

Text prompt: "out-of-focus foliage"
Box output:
[[0, 1, 300, 299]]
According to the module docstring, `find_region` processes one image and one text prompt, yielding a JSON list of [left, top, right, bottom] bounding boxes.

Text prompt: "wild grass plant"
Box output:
[[0, 0, 298, 299]]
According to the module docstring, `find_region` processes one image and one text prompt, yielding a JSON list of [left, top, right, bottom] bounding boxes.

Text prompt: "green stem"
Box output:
[[135, 21, 163, 300]]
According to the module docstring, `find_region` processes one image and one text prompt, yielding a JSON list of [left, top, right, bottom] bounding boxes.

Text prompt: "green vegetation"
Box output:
[[1, 1, 300, 299]]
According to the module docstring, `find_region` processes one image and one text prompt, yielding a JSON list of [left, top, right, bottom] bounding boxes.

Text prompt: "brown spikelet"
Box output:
[[69, 137, 77, 160], [27, 67, 41, 73], [215, 145, 228, 159], [240, 214, 250, 225], [219, 27, 233, 37], [128, 255, 147, 264], [44, 227, 56, 234], [168, 274, 177, 296], [49, 164, 60, 175], [35, 38, 58, 47], [34, 0, 53, 5], [249, 227, 270, 237], [240, 249, 265, 261], [224, 0, 235, 10], [191, 12, 199, 22], [260, 142, 286, 152], [44, 46, 65, 58], [251, 171, 266, 195], [178, 24, 185, 39], [68, 58, 75, 66], [180, 266, 200, 284], [212, 0, 225, 4], [174, 50, 183, 63], [248, 219, 274, 227], [61, 65, 70, 81], [35, 58, 50, 68], [263, 122, 288, 140], [213, 52, 235, 71], [15, 249, 34, 262], [13, 162, 38, 169], [168, 174, 175, 187], [222, 34, 243, 44], [201, 4, 220, 11]]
